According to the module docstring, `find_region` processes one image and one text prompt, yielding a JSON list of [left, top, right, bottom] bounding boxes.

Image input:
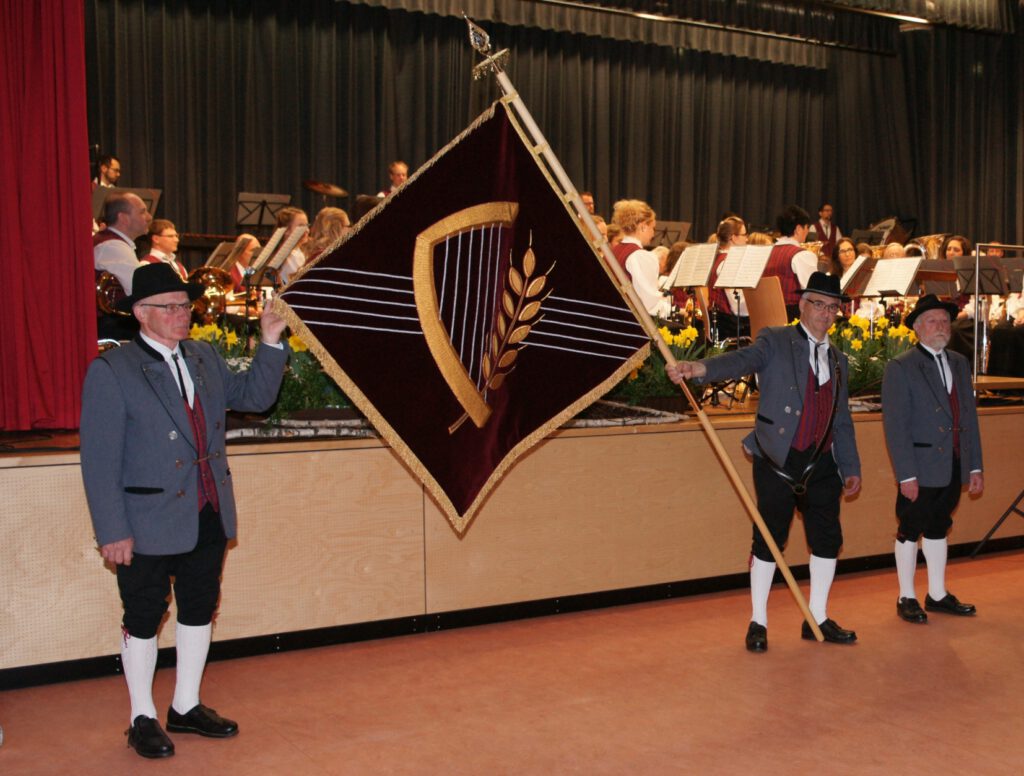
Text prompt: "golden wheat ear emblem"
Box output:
[[453, 241, 553, 432]]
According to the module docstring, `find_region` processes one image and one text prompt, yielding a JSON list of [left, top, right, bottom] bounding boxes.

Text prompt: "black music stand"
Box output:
[[92, 187, 162, 222], [954, 256, 1009, 297], [236, 192, 290, 229], [651, 220, 691, 249], [970, 488, 1024, 558]]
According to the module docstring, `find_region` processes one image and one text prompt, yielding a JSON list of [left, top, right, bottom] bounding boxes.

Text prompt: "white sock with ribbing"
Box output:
[[894, 538, 919, 600], [921, 537, 949, 601], [750, 557, 776, 626], [121, 630, 158, 723], [172, 622, 212, 715], [808, 555, 837, 623]]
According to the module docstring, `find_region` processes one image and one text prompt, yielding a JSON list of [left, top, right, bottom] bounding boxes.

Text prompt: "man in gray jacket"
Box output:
[[80, 263, 289, 758], [882, 295, 983, 624], [668, 272, 861, 652]]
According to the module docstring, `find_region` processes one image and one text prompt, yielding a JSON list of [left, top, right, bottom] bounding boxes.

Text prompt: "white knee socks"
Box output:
[[121, 630, 158, 723], [750, 557, 776, 626], [894, 539, 919, 599], [172, 622, 212, 715], [808, 555, 837, 624], [921, 537, 949, 601]]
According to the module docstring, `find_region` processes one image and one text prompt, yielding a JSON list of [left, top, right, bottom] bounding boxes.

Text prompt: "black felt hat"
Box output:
[[797, 271, 849, 302], [905, 294, 959, 328], [116, 262, 204, 313]]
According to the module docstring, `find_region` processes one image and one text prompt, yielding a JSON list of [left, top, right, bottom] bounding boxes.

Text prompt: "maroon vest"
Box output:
[[93, 228, 131, 248], [181, 387, 220, 513], [707, 249, 733, 314], [792, 363, 834, 453], [612, 242, 642, 281], [144, 253, 188, 281], [764, 243, 804, 305], [816, 221, 837, 259]]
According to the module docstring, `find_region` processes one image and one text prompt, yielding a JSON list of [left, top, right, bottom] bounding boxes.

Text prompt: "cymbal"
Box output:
[[303, 179, 348, 198]]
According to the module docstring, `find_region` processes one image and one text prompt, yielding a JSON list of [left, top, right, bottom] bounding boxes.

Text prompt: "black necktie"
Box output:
[[935, 352, 949, 393], [172, 353, 189, 404]]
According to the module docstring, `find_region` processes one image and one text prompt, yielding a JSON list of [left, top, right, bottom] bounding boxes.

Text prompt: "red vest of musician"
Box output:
[[612, 241, 642, 281], [816, 220, 837, 260], [763, 243, 804, 306], [707, 249, 733, 314], [93, 228, 131, 249], [143, 253, 188, 281], [230, 263, 245, 293]]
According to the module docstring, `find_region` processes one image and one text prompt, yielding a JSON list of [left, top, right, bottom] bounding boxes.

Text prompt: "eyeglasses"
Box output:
[[158, 232, 180, 239], [806, 299, 841, 314], [139, 302, 193, 313]]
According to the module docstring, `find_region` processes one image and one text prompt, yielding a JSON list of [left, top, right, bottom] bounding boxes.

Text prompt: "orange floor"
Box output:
[[2, 550, 1022, 775]]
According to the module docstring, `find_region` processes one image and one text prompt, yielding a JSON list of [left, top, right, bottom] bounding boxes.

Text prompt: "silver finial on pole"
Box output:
[[464, 15, 510, 80]]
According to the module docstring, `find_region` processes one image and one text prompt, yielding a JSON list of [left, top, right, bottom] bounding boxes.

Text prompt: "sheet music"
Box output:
[[670, 243, 718, 287], [716, 245, 773, 289], [839, 256, 870, 292], [250, 228, 287, 272], [267, 225, 309, 271], [862, 258, 922, 297]]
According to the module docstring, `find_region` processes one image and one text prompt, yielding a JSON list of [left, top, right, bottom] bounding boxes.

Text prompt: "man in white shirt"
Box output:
[[94, 192, 151, 294]]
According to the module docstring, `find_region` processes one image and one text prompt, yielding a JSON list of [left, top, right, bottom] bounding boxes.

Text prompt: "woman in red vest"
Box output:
[[610, 199, 672, 319]]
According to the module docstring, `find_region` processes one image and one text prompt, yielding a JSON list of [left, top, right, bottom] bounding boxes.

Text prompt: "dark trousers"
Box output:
[[116, 503, 227, 639], [896, 457, 961, 542], [751, 447, 844, 562]]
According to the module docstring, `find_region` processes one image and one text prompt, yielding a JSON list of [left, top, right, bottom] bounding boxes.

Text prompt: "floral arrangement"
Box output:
[[823, 315, 917, 397], [607, 325, 718, 405], [189, 323, 351, 421]]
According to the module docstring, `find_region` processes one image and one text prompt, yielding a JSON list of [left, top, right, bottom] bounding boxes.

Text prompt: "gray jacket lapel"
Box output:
[[790, 329, 809, 404], [915, 349, 952, 420]]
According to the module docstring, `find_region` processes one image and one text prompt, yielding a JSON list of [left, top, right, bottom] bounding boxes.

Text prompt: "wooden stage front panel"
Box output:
[[2, 409, 1022, 672]]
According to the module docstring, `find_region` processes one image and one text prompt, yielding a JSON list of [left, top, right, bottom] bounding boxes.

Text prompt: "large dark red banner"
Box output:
[[279, 101, 649, 533]]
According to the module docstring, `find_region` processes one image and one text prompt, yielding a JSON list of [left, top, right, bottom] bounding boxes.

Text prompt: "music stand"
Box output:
[[850, 229, 885, 246], [204, 242, 234, 269], [236, 192, 291, 228], [92, 187, 163, 222], [839, 256, 876, 298], [954, 256, 1009, 297], [651, 220, 691, 249]]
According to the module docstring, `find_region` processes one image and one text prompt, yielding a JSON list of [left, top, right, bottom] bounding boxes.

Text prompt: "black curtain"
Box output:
[[85, 0, 1020, 247], [900, 24, 1021, 243]]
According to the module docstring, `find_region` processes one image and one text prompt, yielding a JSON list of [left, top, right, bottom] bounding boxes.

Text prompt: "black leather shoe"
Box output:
[[126, 715, 175, 758], [166, 704, 239, 738], [925, 593, 976, 616], [801, 618, 857, 644], [745, 622, 768, 653], [897, 597, 928, 623]]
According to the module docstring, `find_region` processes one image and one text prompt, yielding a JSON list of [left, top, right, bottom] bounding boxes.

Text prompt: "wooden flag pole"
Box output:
[[468, 20, 824, 641]]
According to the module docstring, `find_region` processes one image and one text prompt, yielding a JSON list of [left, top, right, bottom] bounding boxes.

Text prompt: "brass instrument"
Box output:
[[914, 233, 949, 260], [800, 240, 824, 258], [96, 271, 129, 316], [187, 266, 234, 322]]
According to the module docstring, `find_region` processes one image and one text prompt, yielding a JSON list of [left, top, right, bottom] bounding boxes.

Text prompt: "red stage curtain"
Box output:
[[0, 1, 96, 430]]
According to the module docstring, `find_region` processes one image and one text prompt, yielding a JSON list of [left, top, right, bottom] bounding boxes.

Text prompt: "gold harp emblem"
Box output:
[[412, 202, 550, 434]]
